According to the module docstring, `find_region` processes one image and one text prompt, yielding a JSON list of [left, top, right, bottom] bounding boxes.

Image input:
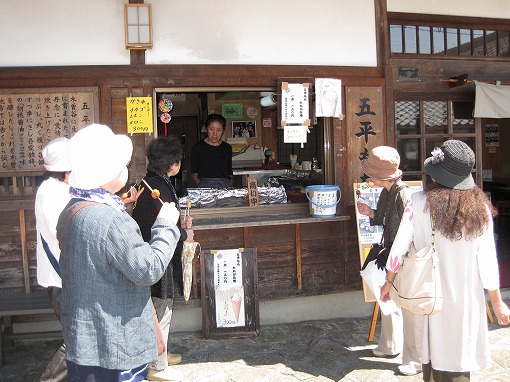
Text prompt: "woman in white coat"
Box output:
[[381, 140, 510, 381]]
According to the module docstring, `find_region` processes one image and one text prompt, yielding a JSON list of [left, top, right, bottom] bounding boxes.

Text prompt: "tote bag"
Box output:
[[389, 241, 442, 315]]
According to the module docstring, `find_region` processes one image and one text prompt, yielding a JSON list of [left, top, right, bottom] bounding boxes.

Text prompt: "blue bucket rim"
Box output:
[[305, 185, 341, 209]]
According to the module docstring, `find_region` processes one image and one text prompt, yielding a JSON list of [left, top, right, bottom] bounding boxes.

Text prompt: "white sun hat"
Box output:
[[68, 123, 133, 190]]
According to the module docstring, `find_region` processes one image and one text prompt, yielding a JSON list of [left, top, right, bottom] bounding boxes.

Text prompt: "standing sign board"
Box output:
[[200, 248, 260, 339]]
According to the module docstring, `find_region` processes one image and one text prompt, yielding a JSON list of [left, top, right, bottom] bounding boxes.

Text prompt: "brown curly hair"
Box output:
[[425, 183, 497, 240]]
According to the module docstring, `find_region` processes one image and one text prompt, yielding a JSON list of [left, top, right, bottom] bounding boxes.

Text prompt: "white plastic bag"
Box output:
[[360, 259, 399, 315]]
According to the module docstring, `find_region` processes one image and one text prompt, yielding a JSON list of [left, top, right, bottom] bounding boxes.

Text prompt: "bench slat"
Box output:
[[4, 331, 62, 341], [0, 293, 54, 316], [1, 292, 62, 368]]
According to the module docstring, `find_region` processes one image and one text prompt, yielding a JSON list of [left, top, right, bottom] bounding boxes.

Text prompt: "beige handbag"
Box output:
[[390, 227, 442, 315]]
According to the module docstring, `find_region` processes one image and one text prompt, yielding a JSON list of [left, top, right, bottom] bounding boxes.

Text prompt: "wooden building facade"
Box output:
[[1, 1, 510, 301]]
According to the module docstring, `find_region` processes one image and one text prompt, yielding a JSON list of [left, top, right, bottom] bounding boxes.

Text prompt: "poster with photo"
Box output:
[[355, 184, 384, 245]]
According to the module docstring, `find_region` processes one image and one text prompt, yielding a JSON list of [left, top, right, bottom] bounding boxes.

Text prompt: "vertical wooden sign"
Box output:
[[247, 177, 259, 206], [345, 87, 384, 205]]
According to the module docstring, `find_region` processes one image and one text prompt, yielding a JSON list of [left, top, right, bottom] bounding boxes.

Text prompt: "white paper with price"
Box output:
[[213, 249, 245, 328]]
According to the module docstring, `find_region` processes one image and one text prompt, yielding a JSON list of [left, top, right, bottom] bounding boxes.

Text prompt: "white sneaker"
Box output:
[[147, 366, 184, 382], [372, 348, 399, 357], [398, 364, 422, 376]]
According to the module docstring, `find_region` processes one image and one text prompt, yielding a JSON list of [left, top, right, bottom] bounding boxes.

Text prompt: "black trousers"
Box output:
[[40, 286, 67, 382], [423, 362, 470, 382]]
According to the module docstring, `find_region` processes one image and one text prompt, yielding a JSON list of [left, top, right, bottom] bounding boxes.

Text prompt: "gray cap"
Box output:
[[424, 140, 475, 190]]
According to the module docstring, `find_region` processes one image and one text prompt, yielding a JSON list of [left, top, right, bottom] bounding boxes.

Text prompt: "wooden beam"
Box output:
[[243, 226, 249, 248]]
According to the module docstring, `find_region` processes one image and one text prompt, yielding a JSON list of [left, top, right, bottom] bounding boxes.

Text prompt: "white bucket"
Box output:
[[305, 185, 341, 217]]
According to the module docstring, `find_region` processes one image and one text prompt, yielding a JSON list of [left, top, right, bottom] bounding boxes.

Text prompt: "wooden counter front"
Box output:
[[0, 197, 362, 302], [189, 204, 357, 301]]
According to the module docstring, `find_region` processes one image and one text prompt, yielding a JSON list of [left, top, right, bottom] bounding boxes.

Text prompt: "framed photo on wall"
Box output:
[[232, 121, 256, 138]]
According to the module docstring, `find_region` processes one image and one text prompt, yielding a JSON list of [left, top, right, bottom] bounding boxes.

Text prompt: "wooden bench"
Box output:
[[0, 292, 62, 367]]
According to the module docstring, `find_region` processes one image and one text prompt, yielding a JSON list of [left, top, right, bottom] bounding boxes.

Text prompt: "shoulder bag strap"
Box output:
[[59, 201, 98, 244], [40, 233, 61, 277]]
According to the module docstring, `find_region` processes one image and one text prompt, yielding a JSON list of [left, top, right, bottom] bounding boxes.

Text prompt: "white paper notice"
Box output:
[[281, 83, 310, 125], [213, 249, 245, 328], [283, 125, 308, 144], [315, 78, 342, 118]]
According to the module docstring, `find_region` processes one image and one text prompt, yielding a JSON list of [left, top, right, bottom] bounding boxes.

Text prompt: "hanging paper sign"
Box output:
[[158, 99, 173, 113], [281, 82, 310, 126], [126, 97, 153, 134], [283, 125, 308, 144], [160, 112, 171, 123], [315, 78, 343, 118], [213, 249, 245, 328]]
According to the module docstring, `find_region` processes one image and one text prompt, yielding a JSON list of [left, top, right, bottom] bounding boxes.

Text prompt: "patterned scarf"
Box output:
[[69, 187, 127, 214]]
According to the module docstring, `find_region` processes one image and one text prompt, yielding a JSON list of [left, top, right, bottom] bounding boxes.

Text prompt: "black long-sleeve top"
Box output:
[[132, 171, 187, 298]]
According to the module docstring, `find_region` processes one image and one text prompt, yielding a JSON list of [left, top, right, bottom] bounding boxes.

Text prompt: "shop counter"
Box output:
[[187, 203, 358, 302]]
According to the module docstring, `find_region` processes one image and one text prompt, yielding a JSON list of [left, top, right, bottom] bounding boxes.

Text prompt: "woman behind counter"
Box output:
[[191, 113, 232, 188]]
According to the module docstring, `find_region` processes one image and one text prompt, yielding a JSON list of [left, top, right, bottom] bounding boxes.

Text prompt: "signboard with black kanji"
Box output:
[[0, 87, 99, 174]]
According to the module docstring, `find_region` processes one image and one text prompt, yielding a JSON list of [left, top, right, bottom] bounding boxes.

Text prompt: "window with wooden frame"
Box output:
[[388, 13, 510, 58], [395, 100, 479, 186]]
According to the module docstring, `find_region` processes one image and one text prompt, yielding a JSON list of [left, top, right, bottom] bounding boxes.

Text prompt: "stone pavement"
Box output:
[[1, 310, 510, 382]]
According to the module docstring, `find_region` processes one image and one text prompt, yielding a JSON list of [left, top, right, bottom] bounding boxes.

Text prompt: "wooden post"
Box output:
[[295, 224, 302, 290], [368, 302, 379, 342], [486, 299, 494, 324], [19, 209, 30, 293], [243, 227, 249, 248]]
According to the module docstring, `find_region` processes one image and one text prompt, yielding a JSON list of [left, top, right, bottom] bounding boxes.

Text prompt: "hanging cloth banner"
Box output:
[[474, 81, 510, 118]]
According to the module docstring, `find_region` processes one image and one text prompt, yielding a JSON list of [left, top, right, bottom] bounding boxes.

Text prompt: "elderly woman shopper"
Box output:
[[381, 140, 510, 381], [132, 135, 192, 382], [357, 146, 422, 376], [56, 124, 181, 382], [35, 137, 72, 382]]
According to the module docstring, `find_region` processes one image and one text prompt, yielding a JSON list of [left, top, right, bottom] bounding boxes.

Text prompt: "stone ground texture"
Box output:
[[1, 308, 509, 382]]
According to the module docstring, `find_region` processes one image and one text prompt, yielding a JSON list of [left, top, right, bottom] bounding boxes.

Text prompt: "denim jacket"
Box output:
[[57, 199, 179, 370]]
